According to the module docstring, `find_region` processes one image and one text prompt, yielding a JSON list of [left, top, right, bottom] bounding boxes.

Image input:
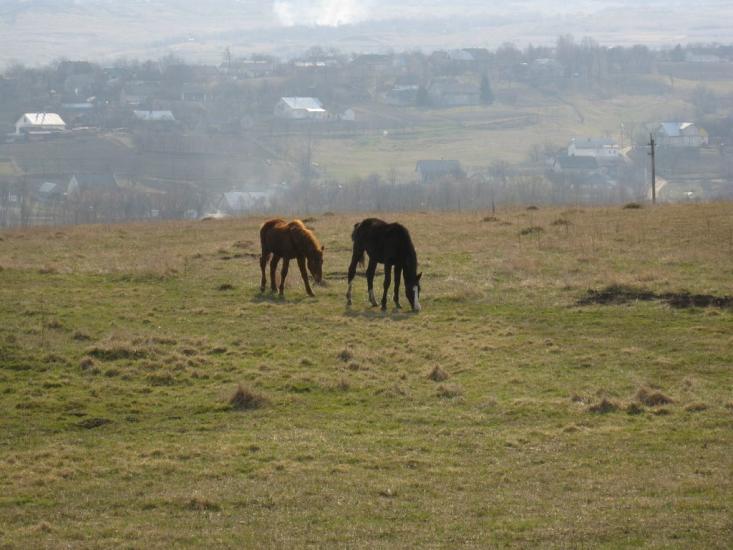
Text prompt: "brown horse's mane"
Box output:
[[290, 219, 322, 254]]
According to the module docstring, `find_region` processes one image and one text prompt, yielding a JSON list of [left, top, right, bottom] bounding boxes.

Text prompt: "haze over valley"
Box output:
[[2, 1, 733, 65]]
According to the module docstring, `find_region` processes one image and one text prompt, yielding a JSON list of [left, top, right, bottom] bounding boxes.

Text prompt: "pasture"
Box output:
[[0, 204, 732, 548]]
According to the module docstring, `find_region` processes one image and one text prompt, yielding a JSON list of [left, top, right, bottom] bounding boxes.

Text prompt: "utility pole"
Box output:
[[649, 133, 656, 204]]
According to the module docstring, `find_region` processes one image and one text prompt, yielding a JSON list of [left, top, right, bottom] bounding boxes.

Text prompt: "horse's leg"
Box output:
[[346, 247, 363, 306], [366, 258, 378, 307], [270, 255, 280, 293], [278, 258, 290, 296], [393, 264, 402, 308], [259, 252, 269, 292], [297, 256, 315, 297], [381, 263, 392, 311]]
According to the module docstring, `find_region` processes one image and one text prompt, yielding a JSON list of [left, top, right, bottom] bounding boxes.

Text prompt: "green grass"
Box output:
[[1, 204, 732, 547]]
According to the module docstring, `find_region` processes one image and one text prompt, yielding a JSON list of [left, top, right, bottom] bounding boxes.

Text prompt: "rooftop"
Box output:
[[280, 97, 325, 111]]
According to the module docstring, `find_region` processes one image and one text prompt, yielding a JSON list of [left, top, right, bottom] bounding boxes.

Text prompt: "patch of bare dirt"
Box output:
[[579, 285, 732, 309]]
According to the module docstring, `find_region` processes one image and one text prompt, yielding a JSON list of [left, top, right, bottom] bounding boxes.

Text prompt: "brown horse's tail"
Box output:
[[259, 219, 278, 260]]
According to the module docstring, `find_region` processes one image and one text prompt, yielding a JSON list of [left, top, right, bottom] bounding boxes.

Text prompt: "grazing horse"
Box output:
[[259, 219, 324, 297], [346, 218, 422, 312]]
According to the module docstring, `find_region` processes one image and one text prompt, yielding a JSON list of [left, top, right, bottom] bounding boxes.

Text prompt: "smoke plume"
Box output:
[[273, 0, 371, 27]]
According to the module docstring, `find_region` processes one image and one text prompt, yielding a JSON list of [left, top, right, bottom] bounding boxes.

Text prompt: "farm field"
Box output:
[[313, 82, 697, 179], [1, 204, 732, 547]]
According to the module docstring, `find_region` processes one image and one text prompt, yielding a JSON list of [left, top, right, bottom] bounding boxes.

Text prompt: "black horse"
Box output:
[[346, 218, 422, 312]]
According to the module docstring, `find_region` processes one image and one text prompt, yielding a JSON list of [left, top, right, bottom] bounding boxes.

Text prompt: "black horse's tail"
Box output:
[[352, 222, 365, 267]]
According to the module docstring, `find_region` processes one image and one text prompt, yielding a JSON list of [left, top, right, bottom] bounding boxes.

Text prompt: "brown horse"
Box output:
[[259, 219, 324, 297]]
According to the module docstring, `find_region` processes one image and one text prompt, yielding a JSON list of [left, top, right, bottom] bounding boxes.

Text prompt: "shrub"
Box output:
[[588, 398, 619, 414], [229, 384, 269, 410], [427, 366, 450, 382], [636, 387, 673, 406]]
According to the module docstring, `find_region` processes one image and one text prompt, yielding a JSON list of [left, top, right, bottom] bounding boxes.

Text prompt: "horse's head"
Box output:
[[405, 272, 422, 312], [307, 246, 324, 284]]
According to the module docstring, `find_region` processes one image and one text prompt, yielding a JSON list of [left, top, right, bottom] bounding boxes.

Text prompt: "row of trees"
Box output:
[[0, 182, 206, 227], [273, 172, 647, 216], [0, 169, 651, 228]]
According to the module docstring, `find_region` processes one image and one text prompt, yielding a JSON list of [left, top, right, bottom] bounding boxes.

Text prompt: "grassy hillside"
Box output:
[[1, 204, 732, 547]]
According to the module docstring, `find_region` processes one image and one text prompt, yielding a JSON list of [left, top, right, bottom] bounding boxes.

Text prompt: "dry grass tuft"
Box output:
[[229, 384, 269, 411], [376, 384, 409, 398], [427, 365, 450, 382], [626, 402, 644, 415], [217, 283, 235, 291], [684, 402, 708, 413], [551, 218, 572, 227], [87, 341, 148, 361], [436, 384, 463, 399], [72, 330, 92, 341], [77, 417, 111, 429], [636, 387, 674, 407], [185, 497, 221, 512], [79, 356, 95, 371], [623, 202, 643, 209], [34, 521, 53, 533], [482, 215, 499, 222], [147, 373, 175, 386], [588, 398, 619, 414], [519, 226, 544, 236], [335, 377, 350, 391], [337, 349, 354, 362]]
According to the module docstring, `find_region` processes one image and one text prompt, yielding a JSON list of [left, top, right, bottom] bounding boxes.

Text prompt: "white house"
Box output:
[[15, 113, 67, 135], [274, 97, 328, 120], [568, 137, 620, 162], [133, 110, 176, 123], [655, 122, 708, 148]]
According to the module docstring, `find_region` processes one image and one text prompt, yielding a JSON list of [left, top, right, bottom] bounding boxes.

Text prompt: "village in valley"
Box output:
[[1, 41, 732, 227]]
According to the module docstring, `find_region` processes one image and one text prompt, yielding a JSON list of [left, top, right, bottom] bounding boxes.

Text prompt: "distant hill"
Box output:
[[1, 1, 732, 66]]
